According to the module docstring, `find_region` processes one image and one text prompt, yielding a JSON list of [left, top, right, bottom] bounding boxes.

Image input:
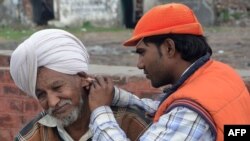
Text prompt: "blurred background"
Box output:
[[0, 0, 250, 69], [0, 1, 250, 140]]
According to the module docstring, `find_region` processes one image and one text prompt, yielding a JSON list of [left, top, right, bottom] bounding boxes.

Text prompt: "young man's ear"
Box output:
[[162, 38, 176, 58]]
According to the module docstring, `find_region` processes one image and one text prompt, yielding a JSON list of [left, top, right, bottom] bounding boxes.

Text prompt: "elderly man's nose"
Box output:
[[47, 93, 60, 108]]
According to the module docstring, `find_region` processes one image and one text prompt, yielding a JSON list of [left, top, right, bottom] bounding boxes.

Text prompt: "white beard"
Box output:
[[47, 98, 84, 127]]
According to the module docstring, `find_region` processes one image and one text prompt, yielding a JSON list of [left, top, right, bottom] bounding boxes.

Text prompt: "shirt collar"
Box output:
[[181, 62, 196, 77], [38, 114, 92, 141]]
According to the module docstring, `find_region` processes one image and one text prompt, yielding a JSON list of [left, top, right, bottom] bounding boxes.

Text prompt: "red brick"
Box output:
[[10, 128, 20, 140], [4, 70, 14, 83], [0, 114, 22, 128], [122, 80, 151, 91], [23, 99, 42, 115], [22, 115, 38, 126], [113, 75, 126, 85], [126, 76, 146, 83], [0, 129, 12, 141], [0, 98, 23, 114], [0, 70, 4, 82], [119, 84, 137, 94], [136, 81, 152, 89], [0, 84, 3, 96], [0, 69, 13, 84], [0, 55, 10, 67], [2, 84, 20, 95], [137, 90, 162, 99], [0, 128, 19, 141], [19, 90, 29, 96]]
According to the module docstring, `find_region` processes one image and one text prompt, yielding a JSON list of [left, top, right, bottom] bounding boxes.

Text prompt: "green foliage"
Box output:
[[0, 25, 127, 41], [0, 26, 35, 41], [79, 21, 126, 32], [205, 26, 232, 33], [220, 9, 230, 22], [82, 21, 93, 29], [231, 12, 243, 20], [217, 9, 246, 23]]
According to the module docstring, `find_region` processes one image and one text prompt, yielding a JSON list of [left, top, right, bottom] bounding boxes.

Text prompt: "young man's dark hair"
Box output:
[[143, 34, 212, 62]]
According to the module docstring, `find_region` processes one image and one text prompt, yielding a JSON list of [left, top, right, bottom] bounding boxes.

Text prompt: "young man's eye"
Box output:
[[138, 51, 145, 56], [134, 49, 145, 55]]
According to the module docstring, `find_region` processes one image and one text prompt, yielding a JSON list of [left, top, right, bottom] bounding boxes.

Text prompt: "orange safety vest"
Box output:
[[153, 60, 250, 141]]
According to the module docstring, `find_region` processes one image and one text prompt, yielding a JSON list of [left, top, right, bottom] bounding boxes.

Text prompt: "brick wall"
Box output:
[[0, 68, 42, 140], [0, 54, 249, 140]]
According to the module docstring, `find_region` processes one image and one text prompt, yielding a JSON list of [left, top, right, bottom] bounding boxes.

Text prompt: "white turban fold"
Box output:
[[10, 29, 89, 98]]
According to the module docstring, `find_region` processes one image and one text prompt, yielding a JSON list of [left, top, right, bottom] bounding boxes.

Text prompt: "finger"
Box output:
[[91, 80, 98, 88], [106, 77, 113, 84], [108, 78, 115, 94], [95, 76, 106, 86], [89, 83, 95, 90], [86, 77, 95, 83]]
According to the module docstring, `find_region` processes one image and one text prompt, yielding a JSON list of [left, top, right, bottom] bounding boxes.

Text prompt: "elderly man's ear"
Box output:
[[77, 72, 93, 90]]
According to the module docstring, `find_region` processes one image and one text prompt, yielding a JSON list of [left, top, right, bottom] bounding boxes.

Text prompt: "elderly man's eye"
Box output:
[[52, 85, 62, 91], [36, 92, 46, 100]]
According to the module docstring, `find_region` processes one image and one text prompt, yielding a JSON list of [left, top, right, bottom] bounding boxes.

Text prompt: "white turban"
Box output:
[[10, 29, 89, 98]]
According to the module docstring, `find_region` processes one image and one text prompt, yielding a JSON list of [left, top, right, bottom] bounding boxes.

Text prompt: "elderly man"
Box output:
[[10, 29, 150, 141]]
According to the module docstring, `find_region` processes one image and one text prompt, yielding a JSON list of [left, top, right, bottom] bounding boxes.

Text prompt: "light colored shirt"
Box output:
[[39, 115, 92, 141], [89, 87, 215, 141]]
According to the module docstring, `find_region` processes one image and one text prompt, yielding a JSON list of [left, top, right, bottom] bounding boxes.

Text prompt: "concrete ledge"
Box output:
[[236, 69, 250, 78], [89, 64, 144, 77], [0, 50, 12, 55], [0, 50, 249, 78]]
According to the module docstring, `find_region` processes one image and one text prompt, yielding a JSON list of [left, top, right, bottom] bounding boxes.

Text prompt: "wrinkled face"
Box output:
[[36, 67, 87, 127], [135, 39, 175, 88]]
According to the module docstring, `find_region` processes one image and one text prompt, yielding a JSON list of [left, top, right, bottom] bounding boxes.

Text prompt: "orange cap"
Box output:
[[123, 3, 204, 46]]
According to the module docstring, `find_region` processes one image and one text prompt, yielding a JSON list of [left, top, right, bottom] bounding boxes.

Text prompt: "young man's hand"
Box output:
[[88, 76, 114, 112]]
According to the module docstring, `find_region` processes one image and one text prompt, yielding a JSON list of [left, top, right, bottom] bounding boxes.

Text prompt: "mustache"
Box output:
[[46, 99, 72, 115]]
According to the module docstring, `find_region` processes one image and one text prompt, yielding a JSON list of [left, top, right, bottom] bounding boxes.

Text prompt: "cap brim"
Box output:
[[123, 23, 203, 47], [123, 36, 143, 47]]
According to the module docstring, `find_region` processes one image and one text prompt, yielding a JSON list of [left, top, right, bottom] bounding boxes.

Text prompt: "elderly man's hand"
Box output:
[[88, 76, 114, 112]]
